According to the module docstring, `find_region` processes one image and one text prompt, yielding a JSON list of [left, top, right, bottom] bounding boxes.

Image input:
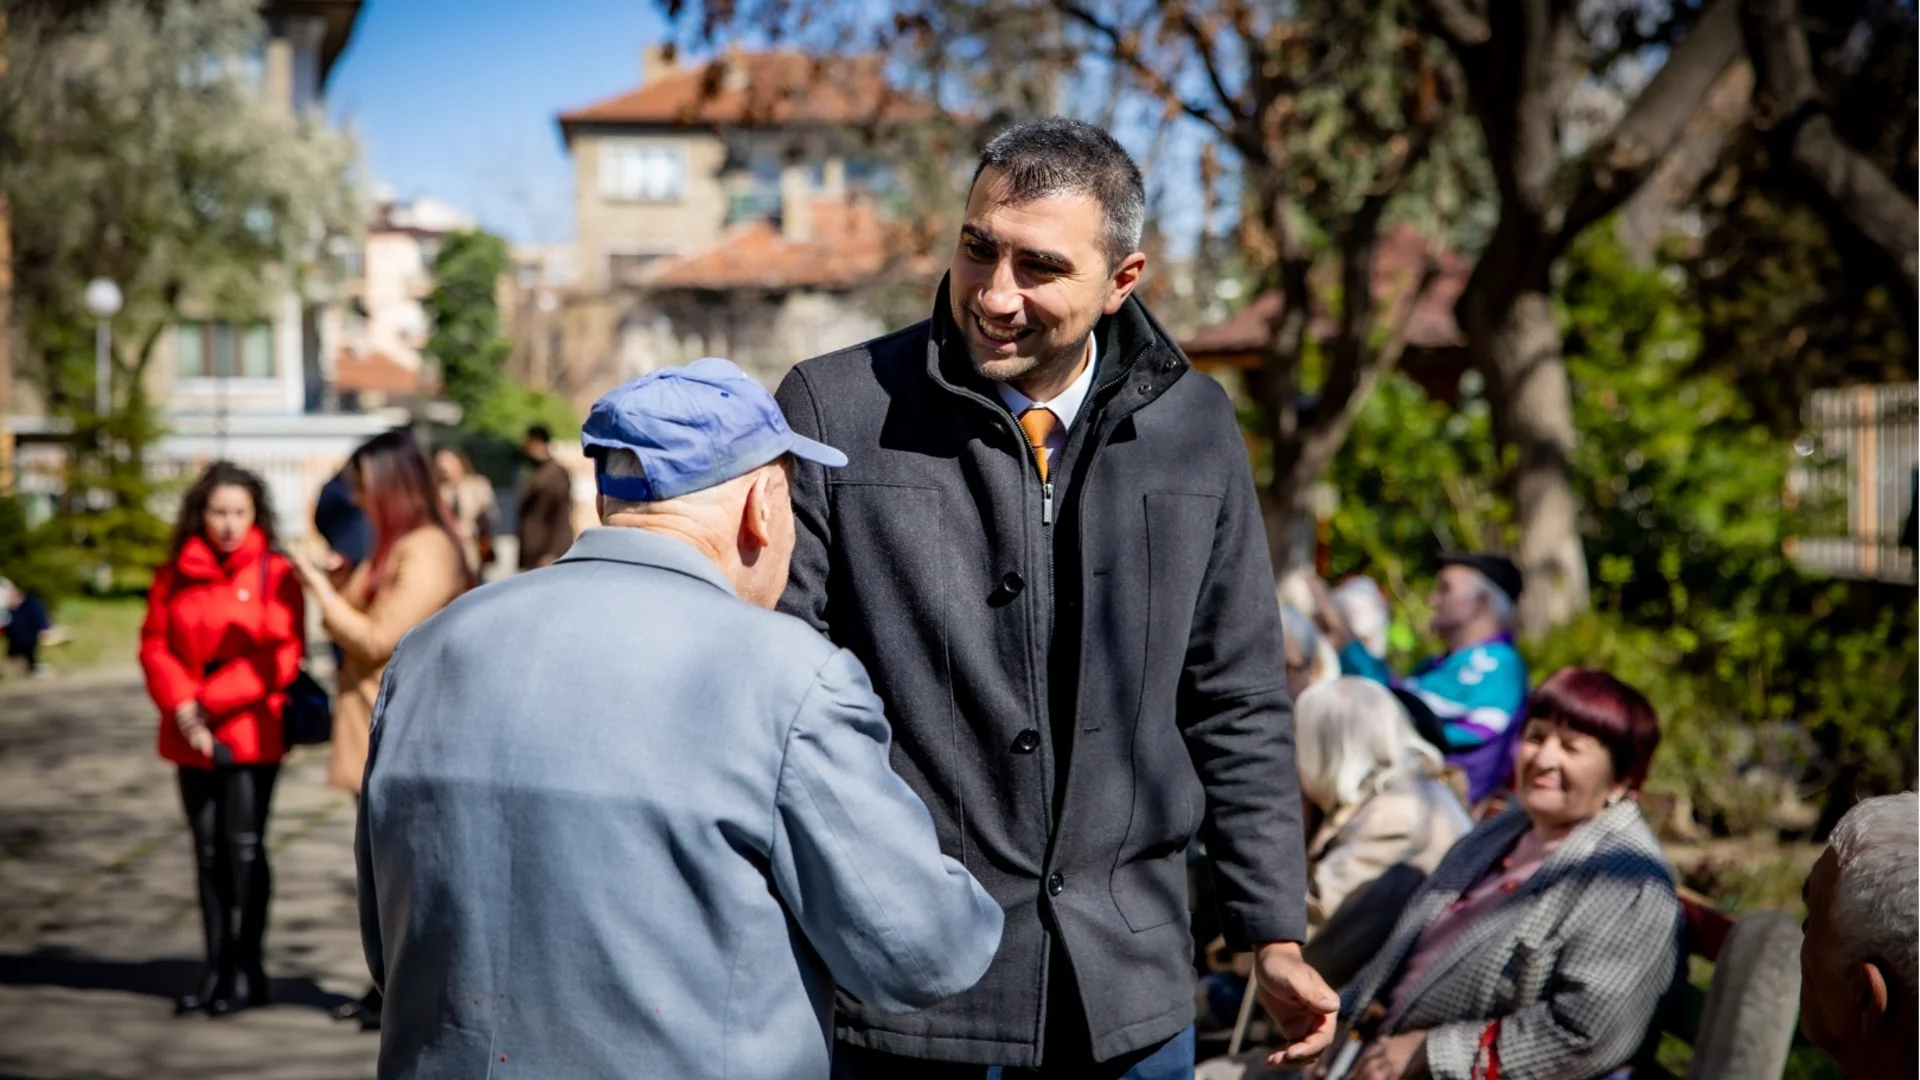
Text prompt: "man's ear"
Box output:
[[595, 493, 606, 521], [1855, 961, 1891, 1037], [1103, 251, 1148, 315], [740, 471, 776, 550]]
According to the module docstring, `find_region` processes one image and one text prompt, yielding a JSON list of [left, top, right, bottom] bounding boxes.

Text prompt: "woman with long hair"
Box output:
[[140, 462, 304, 1017], [285, 428, 468, 1030]]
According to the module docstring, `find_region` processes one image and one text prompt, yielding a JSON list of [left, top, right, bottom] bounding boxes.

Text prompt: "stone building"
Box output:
[[524, 47, 932, 411]]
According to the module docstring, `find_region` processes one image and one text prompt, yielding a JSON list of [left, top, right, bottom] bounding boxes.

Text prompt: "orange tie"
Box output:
[[1018, 406, 1059, 482]]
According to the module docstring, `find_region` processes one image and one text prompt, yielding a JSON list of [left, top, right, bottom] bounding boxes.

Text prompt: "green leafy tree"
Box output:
[[0, 0, 362, 586], [424, 228, 577, 441], [1327, 228, 1916, 834]]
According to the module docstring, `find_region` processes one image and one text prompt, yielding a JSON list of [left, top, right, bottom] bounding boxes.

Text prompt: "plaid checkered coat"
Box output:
[[1335, 801, 1682, 1080]]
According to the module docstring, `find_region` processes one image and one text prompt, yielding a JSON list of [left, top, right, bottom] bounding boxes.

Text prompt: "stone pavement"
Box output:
[[0, 667, 379, 1080]]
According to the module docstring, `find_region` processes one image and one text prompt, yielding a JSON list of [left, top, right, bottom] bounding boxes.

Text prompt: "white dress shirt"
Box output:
[[995, 334, 1098, 474]]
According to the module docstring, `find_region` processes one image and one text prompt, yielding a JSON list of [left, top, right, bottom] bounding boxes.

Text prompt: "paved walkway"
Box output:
[[0, 667, 379, 1080]]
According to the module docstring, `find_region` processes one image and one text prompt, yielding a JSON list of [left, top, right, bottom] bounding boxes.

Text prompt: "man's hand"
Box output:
[[1254, 941, 1340, 1068], [1351, 1029, 1429, 1080]]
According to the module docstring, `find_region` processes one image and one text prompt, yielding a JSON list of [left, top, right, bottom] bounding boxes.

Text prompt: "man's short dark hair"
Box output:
[[525, 424, 552, 444], [971, 118, 1146, 267]]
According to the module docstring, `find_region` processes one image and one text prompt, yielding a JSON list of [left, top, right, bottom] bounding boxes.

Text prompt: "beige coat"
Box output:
[[1305, 768, 1472, 930], [321, 525, 466, 793]]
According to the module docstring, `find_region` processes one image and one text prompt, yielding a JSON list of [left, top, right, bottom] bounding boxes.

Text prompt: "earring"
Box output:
[[1605, 793, 1623, 807]]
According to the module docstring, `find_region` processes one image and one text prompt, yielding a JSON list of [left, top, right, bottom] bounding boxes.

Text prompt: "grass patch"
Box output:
[[8, 595, 148, 678]]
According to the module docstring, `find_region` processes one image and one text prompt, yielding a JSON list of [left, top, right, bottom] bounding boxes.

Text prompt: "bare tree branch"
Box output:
[[1052, 0, 1235, 139], [1172, 7, 1248, 123], [1420, 0, 1491, 49], [1740, 0, 1919, 304], [1556, 0, 1745, 245]]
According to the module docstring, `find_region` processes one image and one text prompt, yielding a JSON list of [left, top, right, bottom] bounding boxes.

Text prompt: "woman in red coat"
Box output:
[[139, 462, 305, 1017]]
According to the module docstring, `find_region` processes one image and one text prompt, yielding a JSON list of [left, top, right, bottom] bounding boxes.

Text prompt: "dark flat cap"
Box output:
[[1438, 552, 1524, 602]]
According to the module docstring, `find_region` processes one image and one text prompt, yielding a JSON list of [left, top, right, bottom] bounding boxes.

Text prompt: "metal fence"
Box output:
[[1787, 383, 1919, 584]]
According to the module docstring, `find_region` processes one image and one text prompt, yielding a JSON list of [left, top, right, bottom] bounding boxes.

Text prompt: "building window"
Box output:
[[600, 143, 685, 202], [177, 320, 274, 379]]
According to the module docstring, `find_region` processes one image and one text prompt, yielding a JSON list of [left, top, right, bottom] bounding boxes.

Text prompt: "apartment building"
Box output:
[[535, 47, 931, 407]]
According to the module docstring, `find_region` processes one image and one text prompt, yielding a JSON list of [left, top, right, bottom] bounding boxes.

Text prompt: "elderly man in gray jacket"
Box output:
[[356, 358, 1004, 1080]]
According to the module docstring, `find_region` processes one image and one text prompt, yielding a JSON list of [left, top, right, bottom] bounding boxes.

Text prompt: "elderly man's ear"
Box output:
[[738, 467, 784, 552], [1854, 961, 1892, 1036]]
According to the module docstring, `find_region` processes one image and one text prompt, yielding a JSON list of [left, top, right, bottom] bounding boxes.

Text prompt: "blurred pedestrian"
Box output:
[[515, 423, 575, 571], [1317, 554, 1529, 805], [433, 446, 497, 579], [779, 118, 1335, 1078], [1799, 792, 1918, 1079], [2, 577, 53, 678], [138, 462, 305, 1017], [286, 429, 468, 1030], [314, 465, 373, 572], [358, 360, 1002, 1079]]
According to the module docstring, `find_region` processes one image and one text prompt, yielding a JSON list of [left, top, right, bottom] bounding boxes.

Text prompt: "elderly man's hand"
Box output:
[[1254, 941, 1340, 1068], [1351, 1030, 1429, 1080]]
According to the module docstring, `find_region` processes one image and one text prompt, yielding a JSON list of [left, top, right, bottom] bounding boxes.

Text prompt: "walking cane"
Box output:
[[1227, 969, 1260, 1057]]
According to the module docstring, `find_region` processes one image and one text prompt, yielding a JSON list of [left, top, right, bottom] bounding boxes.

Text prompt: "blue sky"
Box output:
[[324, 1, 1216, 250], [326, 0, 674, 244]]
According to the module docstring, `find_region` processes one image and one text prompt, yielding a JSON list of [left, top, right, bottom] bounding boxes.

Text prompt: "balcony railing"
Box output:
[[1786, 383, 1918, 584]]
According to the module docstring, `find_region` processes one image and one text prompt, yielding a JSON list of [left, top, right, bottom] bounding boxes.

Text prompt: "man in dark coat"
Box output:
[[777, 119, 1335, 1078], [515, 424, 576, 571]]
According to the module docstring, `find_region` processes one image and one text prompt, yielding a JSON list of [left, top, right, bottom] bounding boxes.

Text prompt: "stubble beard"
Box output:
[[962, 307, 1099, 390]]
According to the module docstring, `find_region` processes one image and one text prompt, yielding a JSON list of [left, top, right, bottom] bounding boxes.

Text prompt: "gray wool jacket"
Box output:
[[356, 527, 1004, 1080], [1336, 800, 1683, 1080], [776, 282, 1307, 1066]]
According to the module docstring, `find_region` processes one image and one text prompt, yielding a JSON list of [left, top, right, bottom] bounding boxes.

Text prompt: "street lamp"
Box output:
[[83, 278, 122, 418]]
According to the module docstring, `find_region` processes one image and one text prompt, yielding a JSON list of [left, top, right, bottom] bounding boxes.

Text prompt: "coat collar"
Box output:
[[174, 528, 267, 581], [922, 274, 1189, 422], [555, 526, 738, 598]]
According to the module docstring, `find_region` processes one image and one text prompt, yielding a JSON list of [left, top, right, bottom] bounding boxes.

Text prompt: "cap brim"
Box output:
[[789, 433, 849, 468]]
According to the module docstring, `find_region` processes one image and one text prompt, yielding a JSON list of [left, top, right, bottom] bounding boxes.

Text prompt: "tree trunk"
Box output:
[[1475, 290, 1589, 632]]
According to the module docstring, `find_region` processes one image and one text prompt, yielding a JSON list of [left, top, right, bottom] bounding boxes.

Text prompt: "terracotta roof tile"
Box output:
[[559, 51, 929, 132], [1183, 224, 1470, 356], [645, 197, 929, 291], [334, 350, 421, 395]]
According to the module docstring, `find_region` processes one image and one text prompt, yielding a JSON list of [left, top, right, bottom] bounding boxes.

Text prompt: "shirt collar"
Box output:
[[995, 333, 1098, 432]]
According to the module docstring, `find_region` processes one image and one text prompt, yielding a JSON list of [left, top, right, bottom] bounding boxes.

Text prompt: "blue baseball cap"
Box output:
[[581, 357, 847, 502]]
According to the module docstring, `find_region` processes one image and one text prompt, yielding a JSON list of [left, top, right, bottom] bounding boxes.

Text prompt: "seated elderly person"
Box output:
[[1799, 792, 1918, 1080], [1315, 555, 1529, 806], [1312, 668, 1679, 1080], [1282, 605, 1340, 701], [1296, 678, 1471, 931]]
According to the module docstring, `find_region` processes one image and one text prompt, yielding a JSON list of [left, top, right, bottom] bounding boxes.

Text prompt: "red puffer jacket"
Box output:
[[140, 527, 306, 767]]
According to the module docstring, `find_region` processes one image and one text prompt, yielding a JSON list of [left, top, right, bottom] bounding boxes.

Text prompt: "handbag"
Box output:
[[263, 555, 333, 746]]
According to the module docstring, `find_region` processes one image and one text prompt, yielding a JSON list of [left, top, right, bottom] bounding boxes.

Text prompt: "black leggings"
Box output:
[[178, 764, 279, 976]]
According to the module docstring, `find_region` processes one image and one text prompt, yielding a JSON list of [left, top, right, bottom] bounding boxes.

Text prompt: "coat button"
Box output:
[[1047, 872, 1065, 896], [1011, 729, 1040, 754], [1000, 572, 1024, 595]]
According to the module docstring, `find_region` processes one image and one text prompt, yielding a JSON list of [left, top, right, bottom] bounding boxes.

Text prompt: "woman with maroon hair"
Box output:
[[1310, 668, 1680, 1080], [286, 429, 467, 1029]]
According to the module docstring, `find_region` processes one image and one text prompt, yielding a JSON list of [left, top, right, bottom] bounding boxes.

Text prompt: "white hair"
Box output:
[[597, 447, 733, 519], [1294, 677, 1445, 812], [1826, 792, 1919, 1000], [1280, 605, 1341, 692], [1468, 568, 1516, 628], [1331, 576, 1391, 660]]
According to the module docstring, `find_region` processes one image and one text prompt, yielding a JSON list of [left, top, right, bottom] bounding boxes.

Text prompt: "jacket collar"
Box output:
[[175, 528, 267, 582], [923, 274, 1190, 421], [555, 526, 738, 598]]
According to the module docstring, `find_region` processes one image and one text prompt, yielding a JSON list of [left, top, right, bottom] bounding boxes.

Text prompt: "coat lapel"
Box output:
[[1384, 802, 1645, 1025]]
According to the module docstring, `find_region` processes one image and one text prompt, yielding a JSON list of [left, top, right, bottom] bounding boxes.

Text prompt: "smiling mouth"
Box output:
[[973, 315, 1033, 346]]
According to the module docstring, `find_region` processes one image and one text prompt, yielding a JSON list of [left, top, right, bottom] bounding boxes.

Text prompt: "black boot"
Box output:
[[175, 806, 231, 1016]]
